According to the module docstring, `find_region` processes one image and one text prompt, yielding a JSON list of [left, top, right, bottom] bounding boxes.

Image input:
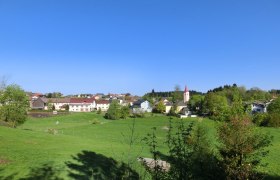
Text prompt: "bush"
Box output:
[[267, 113, 280, 127], [252, 113, 269, 126], [252, 113, 280, 127]]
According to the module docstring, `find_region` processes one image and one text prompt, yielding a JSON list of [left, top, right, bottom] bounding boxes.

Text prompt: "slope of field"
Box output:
[[0, 113, 279, 179]]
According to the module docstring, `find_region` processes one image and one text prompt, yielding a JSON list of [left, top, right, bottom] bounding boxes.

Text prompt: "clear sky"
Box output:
[[0, 0, 279, 95]]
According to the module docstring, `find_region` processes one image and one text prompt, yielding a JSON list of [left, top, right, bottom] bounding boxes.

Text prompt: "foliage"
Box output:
[[120, 105, 130, 119], [45, 92, 63, 98], [97, 108, 102, 114], [66, 104, 69, 111], [217, 116, 272, 180], [172, 85, 183, 103], [143, 120, 218, 180], [188, 94, 204, 114], [168, 105, 177, 117], [154, 101, 166, 114], [0, 84, 29, 128], [105, 100, 121, 120], [267, 97, 280, 114], [105, 101, 130, 120], [252, 113, 269, 126], [266, 113, 280, 127], [203, 92, 230, 121]]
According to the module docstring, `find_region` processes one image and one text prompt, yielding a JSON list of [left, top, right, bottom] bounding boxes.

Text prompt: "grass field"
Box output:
[[0, 113, 279, 179]]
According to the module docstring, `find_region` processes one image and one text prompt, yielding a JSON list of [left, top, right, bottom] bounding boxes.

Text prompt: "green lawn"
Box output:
[[0, 113, 279, 179]]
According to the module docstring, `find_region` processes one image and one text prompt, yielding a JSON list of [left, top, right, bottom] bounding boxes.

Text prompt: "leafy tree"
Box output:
[[252, 113, 269, 126], [172, 85, 183, 103], [217, 116, 272, 179], [120, 105, 130, 119], [105, 100, 121, 120], [267, 97, 280, 114], [143, 120, 218, 180], [230, 95, 245, 117], [203, 93, 229, 121], [188, 94, 204, 114], [0, 84, 29, 128], [266, 113, 280, 127], [154, 101, 165, 114]]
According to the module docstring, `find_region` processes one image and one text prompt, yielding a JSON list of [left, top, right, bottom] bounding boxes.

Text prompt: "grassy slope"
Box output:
[[0, 113, 279, 179]]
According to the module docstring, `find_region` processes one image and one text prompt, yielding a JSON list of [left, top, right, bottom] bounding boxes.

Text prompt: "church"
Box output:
[[164, 86, 190, 114]]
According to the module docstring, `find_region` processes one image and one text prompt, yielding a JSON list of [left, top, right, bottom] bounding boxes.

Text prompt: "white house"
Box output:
[[251, 101, 272, 114], [132, 100, 152, 113], [69, 98, 96, 112], [96, 100, 110, 111], [48, 98, 70, 110]]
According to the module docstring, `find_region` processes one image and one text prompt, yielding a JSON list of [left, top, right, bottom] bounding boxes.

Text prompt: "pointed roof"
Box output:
[[184, 86, 189, 93]]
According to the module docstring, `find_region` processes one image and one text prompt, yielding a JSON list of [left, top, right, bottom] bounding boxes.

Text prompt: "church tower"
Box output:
[[184, 86, 190, 103]]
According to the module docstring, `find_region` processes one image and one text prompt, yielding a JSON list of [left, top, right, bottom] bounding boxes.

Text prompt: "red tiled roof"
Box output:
[[96, 100, 110, 104], [70, 98, 95, 104]]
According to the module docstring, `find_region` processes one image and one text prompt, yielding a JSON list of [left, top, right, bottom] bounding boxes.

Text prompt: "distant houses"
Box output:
[[96, 100, 111, 111], [69, 98, 96, 112], [251, 100, 273, 114], [132, 100, 152, 113], [29, 94, 138, 113]]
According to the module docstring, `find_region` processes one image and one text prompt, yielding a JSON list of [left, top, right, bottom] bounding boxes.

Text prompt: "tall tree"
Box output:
[[0, 84, 29, 128], [172, 85, 183, 103], [218, 116, 272, 179]]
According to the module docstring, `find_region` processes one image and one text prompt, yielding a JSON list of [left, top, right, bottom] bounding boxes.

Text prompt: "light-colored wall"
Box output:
[[69, 102, 96, 112], [50, 103, 69, 110], [141, 101, 152, 112], [165, 106, 172, 114], [96, 103, 110, 111]]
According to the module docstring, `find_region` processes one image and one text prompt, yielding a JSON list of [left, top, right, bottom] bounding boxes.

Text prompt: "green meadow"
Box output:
[[0, 113, 279, 179]]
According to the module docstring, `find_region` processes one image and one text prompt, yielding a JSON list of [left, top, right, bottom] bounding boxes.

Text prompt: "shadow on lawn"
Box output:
[[0, 163, 62, 180], [0, 169, 17, 180], [66, 150, 139, 180], [19, 164, 63, 180]]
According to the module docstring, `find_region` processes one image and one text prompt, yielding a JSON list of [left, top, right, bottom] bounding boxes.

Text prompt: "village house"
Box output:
[[96, 100, 110, 111], [48, 98, 70, 111], [69, 98, 96, 112], [132, 100, 152, 113], [251, 101, 273, 114], [31, 97, 48, 110]]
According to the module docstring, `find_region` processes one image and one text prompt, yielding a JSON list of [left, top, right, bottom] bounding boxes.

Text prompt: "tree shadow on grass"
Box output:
[[0, 168, 17, 180], [66, 150, 139, 180], [18, 163, 63, 180]]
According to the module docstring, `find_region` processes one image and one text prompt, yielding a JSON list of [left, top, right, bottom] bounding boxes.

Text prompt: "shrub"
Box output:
[[267, 113, 280, 127]]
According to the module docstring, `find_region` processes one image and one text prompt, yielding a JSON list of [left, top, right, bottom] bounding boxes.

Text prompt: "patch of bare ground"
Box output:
[[0, 158, 11, 165]]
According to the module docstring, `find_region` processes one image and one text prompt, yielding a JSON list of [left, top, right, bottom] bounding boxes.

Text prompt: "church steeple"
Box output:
[[184, 86, 190, 103]]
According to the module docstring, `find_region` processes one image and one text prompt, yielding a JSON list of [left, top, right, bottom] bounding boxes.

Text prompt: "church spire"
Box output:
[[184, 86, 189, 93], [184, 85, 190, 103]]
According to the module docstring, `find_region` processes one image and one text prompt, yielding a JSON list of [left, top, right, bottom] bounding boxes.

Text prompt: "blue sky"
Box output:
[[0, 0, 279, 95]]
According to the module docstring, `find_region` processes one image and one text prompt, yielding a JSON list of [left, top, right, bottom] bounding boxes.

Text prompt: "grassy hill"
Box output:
[[0, 113, 279, 179]]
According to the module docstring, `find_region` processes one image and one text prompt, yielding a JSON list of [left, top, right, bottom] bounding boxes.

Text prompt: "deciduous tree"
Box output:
[[0, 84, 29, 128]]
